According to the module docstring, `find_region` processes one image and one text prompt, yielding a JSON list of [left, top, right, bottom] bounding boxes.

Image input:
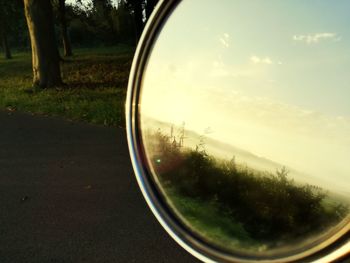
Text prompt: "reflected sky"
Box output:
[[140, 0, 350, 196]]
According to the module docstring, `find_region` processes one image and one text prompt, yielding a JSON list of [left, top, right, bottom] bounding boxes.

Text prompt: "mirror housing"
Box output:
[[126, 1, 350, 262]]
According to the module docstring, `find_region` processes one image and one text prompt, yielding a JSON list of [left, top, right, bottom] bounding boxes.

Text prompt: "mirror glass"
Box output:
[[138, 0, 350, 257]]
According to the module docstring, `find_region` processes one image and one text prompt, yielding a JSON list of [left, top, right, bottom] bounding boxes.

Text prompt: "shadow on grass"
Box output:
[[0, 46, 133, 127]]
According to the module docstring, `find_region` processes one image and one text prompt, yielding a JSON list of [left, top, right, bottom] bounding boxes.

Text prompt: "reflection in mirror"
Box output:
[[138, 0, 350, 256]]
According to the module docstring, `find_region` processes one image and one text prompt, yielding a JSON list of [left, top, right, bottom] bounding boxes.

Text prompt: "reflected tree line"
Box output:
[[0, 0, 158, 87], [147, 127, 349, 247]]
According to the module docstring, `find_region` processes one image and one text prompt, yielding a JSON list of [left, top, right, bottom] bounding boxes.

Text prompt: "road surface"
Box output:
[[0, 111, 198, 263]]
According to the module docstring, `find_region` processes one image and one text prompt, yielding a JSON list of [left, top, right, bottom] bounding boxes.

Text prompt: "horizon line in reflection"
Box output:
[[141, 115, 350, 201]]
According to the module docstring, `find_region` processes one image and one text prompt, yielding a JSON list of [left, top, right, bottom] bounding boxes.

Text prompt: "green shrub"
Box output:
[[147, 128, 349, 246]]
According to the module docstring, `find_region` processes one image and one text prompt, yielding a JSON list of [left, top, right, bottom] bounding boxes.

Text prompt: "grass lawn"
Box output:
[[166, 187, 261, 253], [0, 45, 134, 127]]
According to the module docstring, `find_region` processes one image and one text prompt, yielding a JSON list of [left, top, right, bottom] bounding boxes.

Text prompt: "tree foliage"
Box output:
[[124, 0, 159, 40], [0, 0, 24, 58], [61, 0, 137, 46], [1, 0, 159, 53]]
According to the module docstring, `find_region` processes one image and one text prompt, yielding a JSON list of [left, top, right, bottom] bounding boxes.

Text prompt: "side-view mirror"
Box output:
[[126, 1, 350, 262]]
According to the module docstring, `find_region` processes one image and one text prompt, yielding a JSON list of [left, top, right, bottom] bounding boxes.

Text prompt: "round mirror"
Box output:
[[126, 0, 350, 261]]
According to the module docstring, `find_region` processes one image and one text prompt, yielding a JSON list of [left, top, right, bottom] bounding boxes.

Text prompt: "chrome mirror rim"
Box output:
[[125, 0, 350, 262]]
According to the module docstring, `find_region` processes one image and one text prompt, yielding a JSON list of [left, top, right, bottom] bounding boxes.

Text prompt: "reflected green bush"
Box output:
[[148, 129, 348, 246]]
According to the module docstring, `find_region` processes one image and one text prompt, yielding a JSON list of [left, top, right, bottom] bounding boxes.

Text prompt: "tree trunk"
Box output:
[[1, 28, 12, 59], [133, 1, 144, 42], [145, 0, 158, 22], [24, 0, 62, 88], [59, 0, 72, 57]]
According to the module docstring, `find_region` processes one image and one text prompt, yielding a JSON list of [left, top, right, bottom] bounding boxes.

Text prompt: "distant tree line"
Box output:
[[0, 0, 25, 59], [0, 0, 159, 88], [1, 0, 158, 56]]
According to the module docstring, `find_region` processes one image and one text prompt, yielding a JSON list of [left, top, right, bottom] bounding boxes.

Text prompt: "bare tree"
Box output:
[[0, 0, 17, 59], [24, 0, 62, 88], [145, 0, 158, 22], [58, 0, 73, 57], [0, 28, 12, 59], [124, 0, 144, 41]]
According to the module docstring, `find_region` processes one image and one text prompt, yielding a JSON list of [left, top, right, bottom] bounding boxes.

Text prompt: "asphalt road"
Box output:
[[0, 111, 198, 263]]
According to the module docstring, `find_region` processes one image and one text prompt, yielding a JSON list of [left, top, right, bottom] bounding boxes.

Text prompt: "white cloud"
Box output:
[[219, 33, 230, 48], [293, 32, 340, 44], [250, 55, 277, 65], [250, 56, 261, 64], [211, 58, 259, 78]]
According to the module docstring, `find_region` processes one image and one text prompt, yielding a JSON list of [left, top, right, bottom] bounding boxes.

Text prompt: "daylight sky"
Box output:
[[140, 0, 350, 195]]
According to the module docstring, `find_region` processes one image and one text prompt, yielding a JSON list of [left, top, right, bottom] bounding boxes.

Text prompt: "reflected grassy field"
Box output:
[[144, 127, 349, 253], [167, 187, 260, 251]]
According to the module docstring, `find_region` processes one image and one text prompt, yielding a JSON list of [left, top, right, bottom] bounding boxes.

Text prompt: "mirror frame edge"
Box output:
[[125, 1, 217, 262], [125, 0, 350, 262]]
